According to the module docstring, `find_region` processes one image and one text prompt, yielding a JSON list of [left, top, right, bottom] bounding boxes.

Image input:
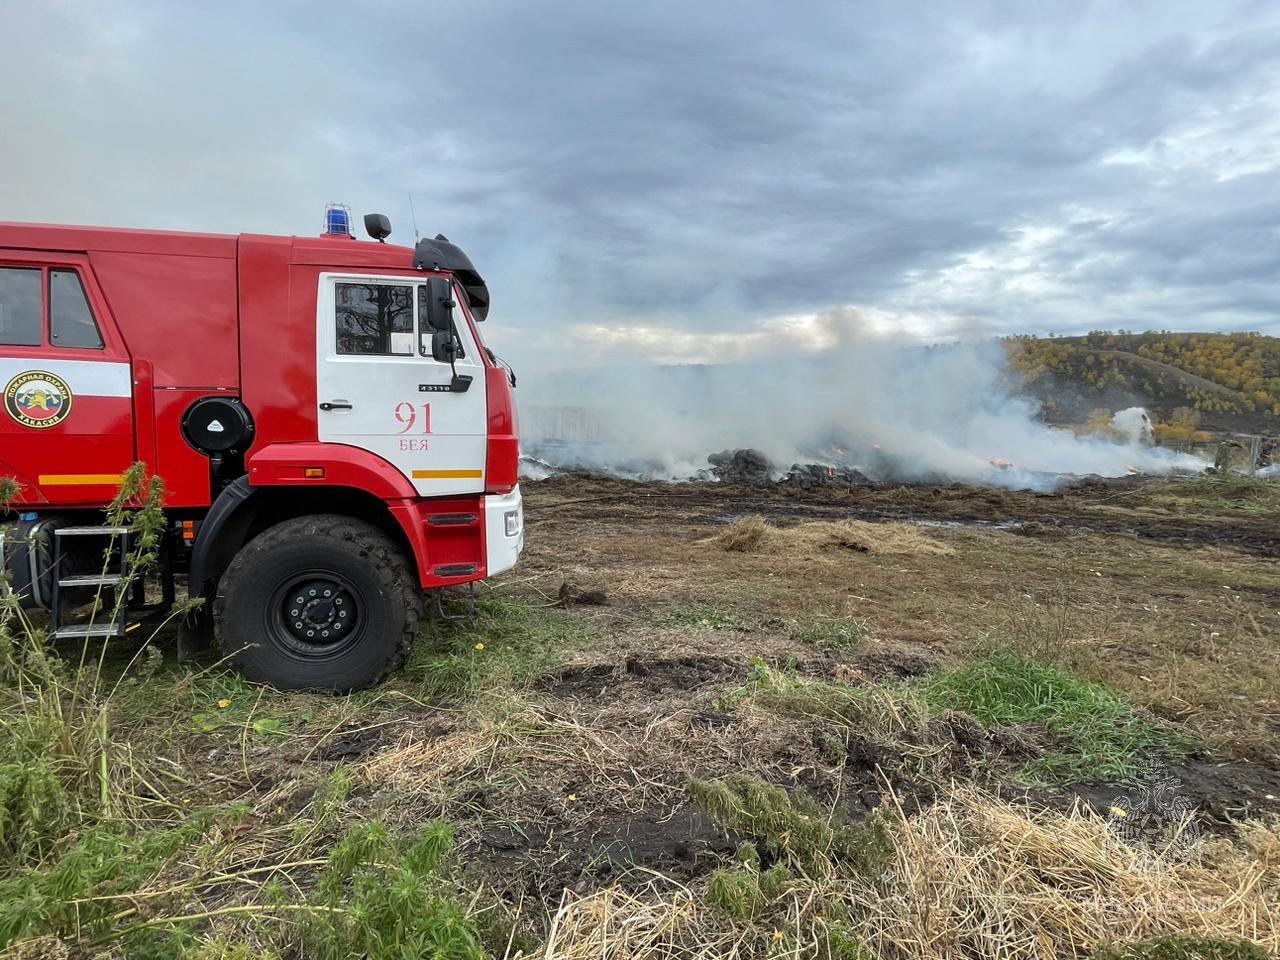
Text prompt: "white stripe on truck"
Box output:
[[0, 358, 131, 397]]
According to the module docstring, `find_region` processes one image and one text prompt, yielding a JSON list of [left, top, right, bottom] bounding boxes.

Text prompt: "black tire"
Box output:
[[214, 515, 423, 692]]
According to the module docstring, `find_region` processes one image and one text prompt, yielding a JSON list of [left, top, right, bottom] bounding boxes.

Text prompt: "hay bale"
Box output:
[[806, 519, 955, 557], [707, 448, 774, 484], [711, 515, 773, 552], [709, 516, 952, 557]]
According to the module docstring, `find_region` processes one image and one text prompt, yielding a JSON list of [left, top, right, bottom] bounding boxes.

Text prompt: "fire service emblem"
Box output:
[[4, 371, 73, 429]]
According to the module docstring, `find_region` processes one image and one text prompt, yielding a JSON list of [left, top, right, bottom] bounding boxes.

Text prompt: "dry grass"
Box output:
[[541, 876, 740, 960], [359, 727, 501, 792], [359, 697, 850, 835], [538, 790, 1280, 960], [710, 516, 953, 558], [856, 790, 1280, 959]]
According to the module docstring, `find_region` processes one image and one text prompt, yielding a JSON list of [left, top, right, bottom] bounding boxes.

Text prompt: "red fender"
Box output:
[[246, 442, 484, 588], [248, 441, 417, 500]]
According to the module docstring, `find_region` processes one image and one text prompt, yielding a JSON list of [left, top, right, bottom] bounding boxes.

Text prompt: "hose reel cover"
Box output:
[[181, 397, 254, 454]]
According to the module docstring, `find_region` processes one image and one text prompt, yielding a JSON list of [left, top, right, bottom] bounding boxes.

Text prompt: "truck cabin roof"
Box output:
[[0, 221, 489, 320]]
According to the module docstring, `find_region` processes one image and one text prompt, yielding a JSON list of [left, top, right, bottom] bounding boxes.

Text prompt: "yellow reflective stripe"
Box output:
[[411, 469, 484, 480], [38, 474, 125, 486]]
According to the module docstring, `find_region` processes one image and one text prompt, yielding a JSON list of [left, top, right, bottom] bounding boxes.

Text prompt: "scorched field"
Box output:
[[3, 473, 1279, 959]]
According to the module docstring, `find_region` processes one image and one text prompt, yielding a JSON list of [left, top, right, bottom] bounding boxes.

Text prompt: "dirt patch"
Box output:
[[469, 806, 738, 899], [1067, 758, 1280, 828], [851, 648, 937, 680], [462, 708, 1030, 901], [539, 654, 743, 700], [558, 580, 609, 606], [540, 662, 618, 698], [317, 727, 389, 762], [625, 655, 741, 692]]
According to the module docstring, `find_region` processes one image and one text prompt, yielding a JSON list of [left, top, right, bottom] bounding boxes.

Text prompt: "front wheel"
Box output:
[[214, 515, 423, 691]]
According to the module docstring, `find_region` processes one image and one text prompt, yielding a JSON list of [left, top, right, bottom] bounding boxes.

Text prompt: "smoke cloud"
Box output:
[[519, 323, 1206, 491]]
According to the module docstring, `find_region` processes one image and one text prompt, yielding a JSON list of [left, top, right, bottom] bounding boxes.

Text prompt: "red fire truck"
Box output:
[[0, 208, 523, 690]]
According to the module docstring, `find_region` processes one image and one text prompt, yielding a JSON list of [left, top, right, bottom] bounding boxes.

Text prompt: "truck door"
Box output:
[[315, 274, 488, 497], [0, 259, 134, 503]]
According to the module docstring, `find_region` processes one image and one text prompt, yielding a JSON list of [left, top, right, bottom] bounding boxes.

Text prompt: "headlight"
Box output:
[[504, 509, 520, 537]]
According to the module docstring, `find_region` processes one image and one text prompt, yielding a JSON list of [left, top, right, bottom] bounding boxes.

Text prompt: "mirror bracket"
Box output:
[[424, 277, 456, 332], [430, 329, 458, 363]]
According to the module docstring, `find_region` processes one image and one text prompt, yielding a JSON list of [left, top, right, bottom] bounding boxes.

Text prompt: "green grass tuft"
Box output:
[[0, 809, 225, 948], [0, 465, 173, 864], [748, 662, 931, 744], [0, 476, 19, 510], [655, 605, 742, 631], [303, 818, 491, 960], [824, 922, 874, 960], [789, 618, 872, 652], [688, 774, 894, 880], [922, 649, 1188, 784], [406, 596, 597, 703], [706, 867, 763, 919]]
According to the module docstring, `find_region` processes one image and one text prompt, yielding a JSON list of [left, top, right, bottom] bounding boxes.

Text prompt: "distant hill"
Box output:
[[1005, 331, 1280, 436]]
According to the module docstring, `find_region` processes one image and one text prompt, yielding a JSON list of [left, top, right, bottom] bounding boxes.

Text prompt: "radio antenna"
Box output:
[[408, 194, 420, 241]]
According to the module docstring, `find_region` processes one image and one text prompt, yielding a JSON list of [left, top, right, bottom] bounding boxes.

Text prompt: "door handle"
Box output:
[[319, 401, 353, 411]]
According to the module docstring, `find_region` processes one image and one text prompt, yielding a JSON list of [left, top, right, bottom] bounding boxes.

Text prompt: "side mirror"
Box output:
[[431, 329, 459, 364], [423, 277, 455, 332]]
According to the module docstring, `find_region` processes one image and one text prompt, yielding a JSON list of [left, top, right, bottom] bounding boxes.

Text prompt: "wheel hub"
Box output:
[[281, 578, 356, 646]]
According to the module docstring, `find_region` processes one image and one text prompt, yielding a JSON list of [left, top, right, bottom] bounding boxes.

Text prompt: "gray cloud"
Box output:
[[2, 0, 1278, 369]]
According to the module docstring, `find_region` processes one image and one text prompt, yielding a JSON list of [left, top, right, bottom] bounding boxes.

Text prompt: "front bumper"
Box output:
[[484, 485, 524, 577]]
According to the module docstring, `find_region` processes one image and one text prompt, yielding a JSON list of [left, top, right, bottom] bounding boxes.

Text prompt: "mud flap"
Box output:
[[176, 604, 214, 662]]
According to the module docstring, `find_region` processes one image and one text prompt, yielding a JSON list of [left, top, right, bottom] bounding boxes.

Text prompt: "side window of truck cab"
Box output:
[[0, 267, 42, 345], [0, 265, 104, 349], [335, 282, 414, 356], [328, 278, 479, 363], [49, 270, 104, 348]]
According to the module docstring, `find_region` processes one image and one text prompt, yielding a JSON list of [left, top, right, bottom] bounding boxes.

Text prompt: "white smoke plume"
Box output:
[[519, 317, 1207, 491], [1110, 407, 1155, 446]]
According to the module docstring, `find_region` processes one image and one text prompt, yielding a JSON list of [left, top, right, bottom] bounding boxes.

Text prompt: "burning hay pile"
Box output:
[[711, 515, 954, 557], [707, 448, 873, 488]]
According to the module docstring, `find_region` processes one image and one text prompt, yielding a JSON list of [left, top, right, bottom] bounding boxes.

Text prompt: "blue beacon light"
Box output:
[[323, 203, 353, 237]]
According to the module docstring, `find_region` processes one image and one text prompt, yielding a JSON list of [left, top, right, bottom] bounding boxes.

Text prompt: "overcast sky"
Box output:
[[3, 1, 1278, 369]]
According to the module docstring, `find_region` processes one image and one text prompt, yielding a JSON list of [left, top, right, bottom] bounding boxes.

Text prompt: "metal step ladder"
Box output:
[[49, 525, 136, 640]]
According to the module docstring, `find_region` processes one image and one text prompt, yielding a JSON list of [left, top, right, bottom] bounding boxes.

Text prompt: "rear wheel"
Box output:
[[214, 515, 423, 691]]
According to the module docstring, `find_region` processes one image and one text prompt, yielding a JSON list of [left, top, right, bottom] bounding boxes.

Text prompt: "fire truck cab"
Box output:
[[0, 209, 522, 691]]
